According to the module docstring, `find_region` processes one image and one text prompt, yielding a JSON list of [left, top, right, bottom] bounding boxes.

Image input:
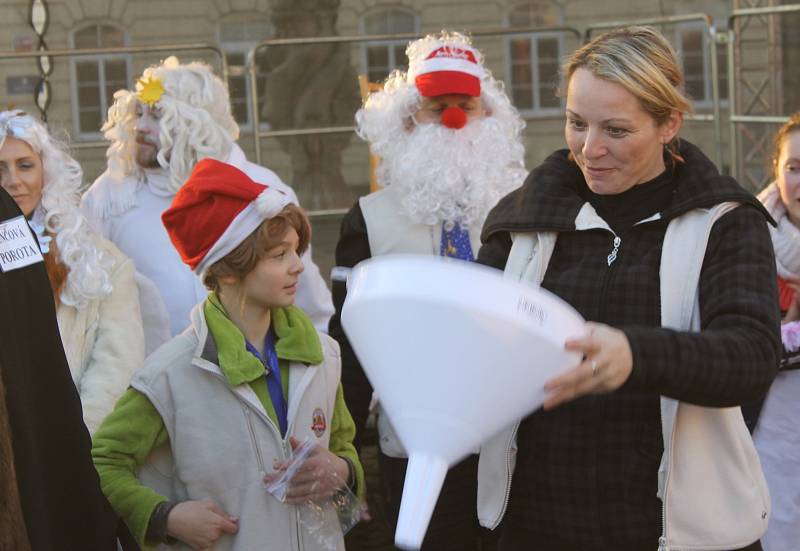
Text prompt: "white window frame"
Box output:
[[505, 2, 565, 117], [217, 17, 274, 132], [673, 22, 728, 109], [69, 23, 131, 140], [359, 7, 419, 82]]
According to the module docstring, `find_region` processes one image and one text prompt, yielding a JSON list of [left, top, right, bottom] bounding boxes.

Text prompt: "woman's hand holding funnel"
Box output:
[[543, 322, 633, 410]]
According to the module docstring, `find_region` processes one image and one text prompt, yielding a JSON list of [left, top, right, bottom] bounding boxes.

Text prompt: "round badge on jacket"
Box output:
[[311, 408, 327, 437]]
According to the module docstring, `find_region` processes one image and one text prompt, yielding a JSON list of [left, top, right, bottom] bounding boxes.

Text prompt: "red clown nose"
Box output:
[[440, 107, 467, 130]]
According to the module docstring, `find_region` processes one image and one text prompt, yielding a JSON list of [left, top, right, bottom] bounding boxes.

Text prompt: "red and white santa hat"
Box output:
[[407, 42, 487, 98], [162, 158, 292, 277]]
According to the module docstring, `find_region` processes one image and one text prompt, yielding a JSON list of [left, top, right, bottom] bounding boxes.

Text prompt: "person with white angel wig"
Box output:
[[0, 110, 145, 434], [82, 56, 334, 343], [328, 31, 527, 551]]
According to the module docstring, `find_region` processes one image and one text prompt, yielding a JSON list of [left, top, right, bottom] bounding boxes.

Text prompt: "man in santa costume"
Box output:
[[328, 31, 527, 550], [82, 57, 334, 349]]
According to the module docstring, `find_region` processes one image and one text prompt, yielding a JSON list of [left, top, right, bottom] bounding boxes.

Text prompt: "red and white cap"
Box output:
[[407, 44, 486, 97], [162, 158, 292, 277]]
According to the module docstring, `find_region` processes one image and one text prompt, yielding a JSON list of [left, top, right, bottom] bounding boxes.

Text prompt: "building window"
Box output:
[[70, 24, 130, 137], [219, 18, 274, 130], [507, 2, 564, 115], [361, 8, 418, 83], [674, 23, 728, 107]]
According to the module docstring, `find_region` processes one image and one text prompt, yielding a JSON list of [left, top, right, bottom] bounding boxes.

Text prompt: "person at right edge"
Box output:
[[753, 111, 800, 551], [477, 26, 780, 551]]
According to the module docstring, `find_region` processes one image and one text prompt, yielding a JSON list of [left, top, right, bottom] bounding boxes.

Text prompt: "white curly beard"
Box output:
[[378, 116, 527, 231]]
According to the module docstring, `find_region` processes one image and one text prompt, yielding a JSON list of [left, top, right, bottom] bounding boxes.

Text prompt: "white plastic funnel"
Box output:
[[341, 255, 585, 550]]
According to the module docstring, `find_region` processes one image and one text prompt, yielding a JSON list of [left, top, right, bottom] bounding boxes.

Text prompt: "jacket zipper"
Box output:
[[599, 232, 622, 321], [243, 406, 272, 473], [658, 477, 669, 551], [295, 508, 304, 551], [245, 395, 304, 550], [658, 408, 679, 551], [288, 434, 304, 551], [607, 236, 621, 266]]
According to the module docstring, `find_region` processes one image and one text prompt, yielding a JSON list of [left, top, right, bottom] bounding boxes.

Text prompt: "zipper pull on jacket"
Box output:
[[607, 236, 622, 266]]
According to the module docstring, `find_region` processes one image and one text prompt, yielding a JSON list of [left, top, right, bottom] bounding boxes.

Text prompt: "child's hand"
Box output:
[[166, 500, 238, 550], [264, 436, 350, 505]]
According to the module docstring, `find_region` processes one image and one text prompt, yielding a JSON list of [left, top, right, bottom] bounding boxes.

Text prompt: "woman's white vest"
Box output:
[[477, 202, 771, 551], [360, 186, 482, 457], [131, 306, 344, 551]]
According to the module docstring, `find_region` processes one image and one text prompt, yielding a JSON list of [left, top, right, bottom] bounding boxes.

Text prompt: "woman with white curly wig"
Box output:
[[99, 56, 238, 200], [81, 56, 334, 340], [0, 110, 145, 434]]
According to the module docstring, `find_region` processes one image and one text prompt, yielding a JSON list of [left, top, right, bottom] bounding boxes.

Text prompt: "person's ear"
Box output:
[[659, 110, 683, 144]]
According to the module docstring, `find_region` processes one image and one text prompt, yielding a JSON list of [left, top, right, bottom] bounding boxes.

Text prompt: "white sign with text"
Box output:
[[0, 215, 44, 272]]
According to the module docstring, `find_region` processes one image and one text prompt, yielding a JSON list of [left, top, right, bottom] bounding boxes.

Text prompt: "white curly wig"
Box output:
[[356, 31, 527, 229], [1, 110, 113, 308], [103, 56, 239, 191]]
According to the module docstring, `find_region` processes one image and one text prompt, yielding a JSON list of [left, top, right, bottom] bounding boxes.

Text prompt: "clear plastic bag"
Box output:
[[264, 437, 366, 550], [263, 437, 316, 502]]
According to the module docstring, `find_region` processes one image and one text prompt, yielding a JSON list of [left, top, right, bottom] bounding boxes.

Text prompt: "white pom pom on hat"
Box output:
[[255, 186, 290, 219]]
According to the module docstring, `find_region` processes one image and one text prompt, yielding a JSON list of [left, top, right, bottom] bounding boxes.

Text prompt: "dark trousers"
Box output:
[[379, 452, 499, 551]]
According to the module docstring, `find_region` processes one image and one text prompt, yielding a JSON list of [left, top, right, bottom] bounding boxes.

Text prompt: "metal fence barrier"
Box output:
[[0, 43, 228, 150], [727, 3, 800, 182], [1, 12, 797, 200], [245, 26, 583, 171]]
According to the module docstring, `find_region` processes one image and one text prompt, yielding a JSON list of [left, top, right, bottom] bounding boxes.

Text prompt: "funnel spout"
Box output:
[[394, 453, 449, 550]]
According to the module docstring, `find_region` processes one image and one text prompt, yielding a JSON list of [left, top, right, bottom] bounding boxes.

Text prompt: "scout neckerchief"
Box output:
[[246, 328, 288, 436], [440, 221, 474, 261]]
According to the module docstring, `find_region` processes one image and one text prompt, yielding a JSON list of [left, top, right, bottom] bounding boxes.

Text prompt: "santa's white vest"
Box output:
[[359, 187, 482, 258]]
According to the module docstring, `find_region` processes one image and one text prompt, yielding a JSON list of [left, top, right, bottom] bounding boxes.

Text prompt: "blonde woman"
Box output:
[[477, 27, 778, 550], [0, 110, 144, 434]]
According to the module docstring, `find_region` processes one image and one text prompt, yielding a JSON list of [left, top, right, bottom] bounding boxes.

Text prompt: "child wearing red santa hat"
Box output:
[[92, 158, 363, 551]]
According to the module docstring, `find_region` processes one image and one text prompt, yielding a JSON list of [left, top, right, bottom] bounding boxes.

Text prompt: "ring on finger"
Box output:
[[591, 359, 599, 376]]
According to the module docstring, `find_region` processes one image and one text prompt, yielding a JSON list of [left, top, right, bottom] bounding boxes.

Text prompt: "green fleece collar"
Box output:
[[204, 293, 323, 387]]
